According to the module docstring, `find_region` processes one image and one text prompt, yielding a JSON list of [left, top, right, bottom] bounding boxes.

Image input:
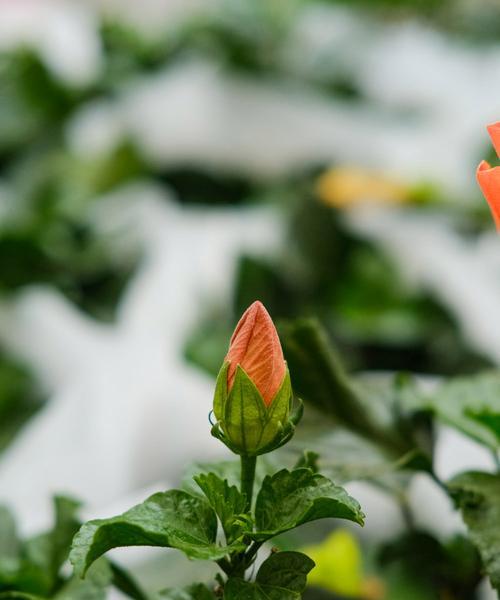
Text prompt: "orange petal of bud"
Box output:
[[487, 122, 500, 158], [477, 160, 500, 230], [225, 301, 286, 406]]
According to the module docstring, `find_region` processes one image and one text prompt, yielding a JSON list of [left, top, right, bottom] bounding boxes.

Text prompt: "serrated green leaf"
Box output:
[[448, 471, 500, 592], [194, 473, 250, 543], [70, 490, 240, 578], [182, 459, 272, 497], [157, 583, 214, 599], [253, 468, 363, 540], [224, 551, 314, 599], [424, 372, 500, 450]]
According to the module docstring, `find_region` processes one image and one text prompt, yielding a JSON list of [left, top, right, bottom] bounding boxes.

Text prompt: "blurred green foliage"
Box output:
[[0, 353, 43, 454], [185, 193, 491, 377]]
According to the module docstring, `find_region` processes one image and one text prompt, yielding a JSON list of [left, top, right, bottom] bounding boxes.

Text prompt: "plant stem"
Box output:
[[240, 455, 257, 511]]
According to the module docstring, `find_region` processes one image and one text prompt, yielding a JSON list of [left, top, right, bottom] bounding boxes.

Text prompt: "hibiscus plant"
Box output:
[[68, 301, 365, 599]]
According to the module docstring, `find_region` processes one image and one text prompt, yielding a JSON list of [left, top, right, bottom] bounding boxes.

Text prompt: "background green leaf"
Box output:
[[448, 471, 500, 592], [422, 372, 500, 450], [279, 319, 417, 456]]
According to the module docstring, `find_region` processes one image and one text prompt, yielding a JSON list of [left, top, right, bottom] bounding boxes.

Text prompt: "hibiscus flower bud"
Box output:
[[225, 301, 286, 406], [212, 301, 295, 455], [477, 122, 500, 230]]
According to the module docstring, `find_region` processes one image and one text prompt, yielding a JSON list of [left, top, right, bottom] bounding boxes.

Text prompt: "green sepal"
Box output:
[[224, 365, 269, 453], [211, 366, 296, 456], [213, 362, 229, 423]]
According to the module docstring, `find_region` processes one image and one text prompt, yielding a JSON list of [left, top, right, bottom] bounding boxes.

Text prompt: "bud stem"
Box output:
[[240, 455, 257, 511]]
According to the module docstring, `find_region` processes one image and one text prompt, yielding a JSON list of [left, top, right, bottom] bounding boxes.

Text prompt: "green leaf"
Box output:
[[279, 320, 406, 454], [55, 559, 113, 599], [0, 355, 43, 455], [194, 473, 250, 543], [224, 551, 314, 599], [293, 451, 319, 473], [448, 471, 500, 591], [70, 490, 241, 578], [253, 468, 364, 540], [256, 551, 314, 591], [157, 583, 214, 599], [423, 372, 500, 450], [109, 560, 148, 600], [13, 496, 82, 596], [48, 496, 82, 580], [378, 530, 482, 597], [0, 505, 20, 570]]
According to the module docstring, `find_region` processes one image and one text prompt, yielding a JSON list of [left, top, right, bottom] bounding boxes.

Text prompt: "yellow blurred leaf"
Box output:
[[316, 166, 410, 208]]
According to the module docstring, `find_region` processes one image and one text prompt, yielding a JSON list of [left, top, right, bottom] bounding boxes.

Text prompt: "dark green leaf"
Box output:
[[48, 496, 82, 579], [14, 496, 82, 595], [256, 551, 314, 591], [194, 473, 250, 543], [279, 319, 407, 454], [253, 468, 364, 540], [224, 551, 314, 599], [109, 561, 148, 600], [0, 505, 19, 568], [378, 530, 481, 596], [70, 490, 242, 577], [448, 471, 500, 591], [0, 355, 43, 455]]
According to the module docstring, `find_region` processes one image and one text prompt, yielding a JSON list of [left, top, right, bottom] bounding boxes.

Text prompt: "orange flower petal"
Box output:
[[487, 122, 500, 158], [225, 301, 285, 406], [477, 160, 500, 230]]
